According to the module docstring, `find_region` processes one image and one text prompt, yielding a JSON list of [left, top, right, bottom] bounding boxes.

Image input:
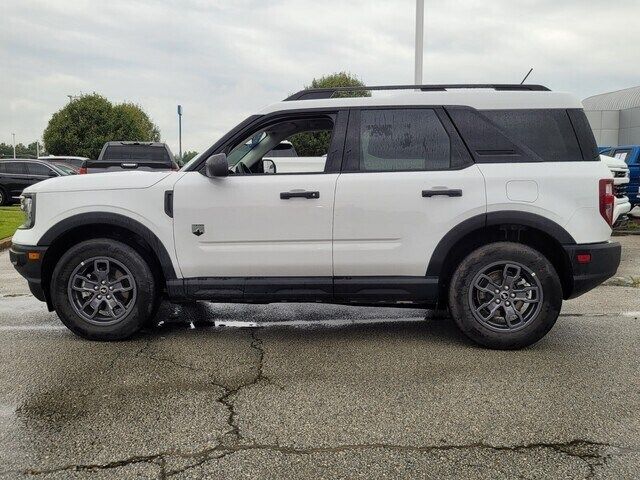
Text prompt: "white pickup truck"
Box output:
[[600, 154, 631, 224]]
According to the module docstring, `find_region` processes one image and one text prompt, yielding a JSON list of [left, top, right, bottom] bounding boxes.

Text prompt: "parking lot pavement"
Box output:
[[0, 238, 638, 479]]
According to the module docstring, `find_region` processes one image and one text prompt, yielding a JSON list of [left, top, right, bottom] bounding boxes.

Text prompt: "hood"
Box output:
[[24, 171, 174, 194], [600, 154, 628, 170]]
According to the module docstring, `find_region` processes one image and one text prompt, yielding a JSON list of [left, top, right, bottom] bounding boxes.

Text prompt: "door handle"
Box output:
[[280, 191, 320, 200], [422, 189, 462, 197]]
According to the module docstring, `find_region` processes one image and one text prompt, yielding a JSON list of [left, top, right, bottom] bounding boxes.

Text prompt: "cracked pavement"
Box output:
[[0, 236, 638, 479]]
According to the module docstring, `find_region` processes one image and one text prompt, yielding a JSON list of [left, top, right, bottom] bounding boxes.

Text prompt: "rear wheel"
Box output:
[[0, 188, 7, 206], [51, 239, 156, 340], [448, 242, 562, 349]]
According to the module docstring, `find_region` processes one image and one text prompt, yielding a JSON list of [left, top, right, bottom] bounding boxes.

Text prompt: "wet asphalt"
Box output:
[[0, 237, 638, 479]]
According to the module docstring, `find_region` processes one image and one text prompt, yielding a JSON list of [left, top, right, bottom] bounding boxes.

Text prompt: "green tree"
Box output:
[[176, 150, 198, 166], [43, 94, 161, 159], [111, 103, 160, 143], [289, 72, 370, 156]]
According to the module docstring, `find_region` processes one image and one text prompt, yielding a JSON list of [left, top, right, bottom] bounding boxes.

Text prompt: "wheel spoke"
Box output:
[[94, 259, 110, 282], [512, 286, 540, 303], [502, 303, 523, 329], [109, 275, 134, 293], [475, 300, 501, 321], [474, 274, 501, 294], [502, 264, 522, 288]]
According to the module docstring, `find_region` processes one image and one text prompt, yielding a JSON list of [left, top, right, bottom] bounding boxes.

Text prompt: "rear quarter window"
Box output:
[[480, 109, 583, 162]]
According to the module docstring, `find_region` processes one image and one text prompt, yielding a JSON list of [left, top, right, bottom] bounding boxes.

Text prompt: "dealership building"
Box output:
[[583, 86, 640, 147]]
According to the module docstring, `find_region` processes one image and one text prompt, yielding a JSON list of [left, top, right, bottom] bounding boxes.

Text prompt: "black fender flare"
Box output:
[[38, 212, 177, 280], [426, 211, 575, 277]]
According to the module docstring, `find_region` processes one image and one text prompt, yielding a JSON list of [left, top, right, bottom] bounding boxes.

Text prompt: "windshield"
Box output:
[[56, 164, 78, 175]]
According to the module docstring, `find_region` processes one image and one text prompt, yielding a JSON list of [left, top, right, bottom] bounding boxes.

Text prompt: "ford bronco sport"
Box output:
[[9, 84, 621, 349]]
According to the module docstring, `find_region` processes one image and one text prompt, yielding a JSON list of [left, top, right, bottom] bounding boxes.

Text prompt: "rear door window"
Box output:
[[345, 109, 454, 172], [27, 163, 55, 176]]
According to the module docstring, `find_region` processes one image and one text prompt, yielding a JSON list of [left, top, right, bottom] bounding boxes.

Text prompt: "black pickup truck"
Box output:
[[87, 141, 179, 173]]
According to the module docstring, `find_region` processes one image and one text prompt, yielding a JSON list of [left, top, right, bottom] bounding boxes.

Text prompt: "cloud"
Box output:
[[1, 0, 639, 152]]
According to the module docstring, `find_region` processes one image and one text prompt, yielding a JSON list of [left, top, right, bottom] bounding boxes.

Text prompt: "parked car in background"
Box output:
[[262, 141, 327, 174], [600, 154, 631, 224], [0, 159, 72, 205], [39, 156, 90, 173], [86, 141, 178, 173], [600, 146, 640, 209]]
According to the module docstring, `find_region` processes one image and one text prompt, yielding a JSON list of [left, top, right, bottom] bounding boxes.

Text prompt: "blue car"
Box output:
[[601, 146, 640, 208]]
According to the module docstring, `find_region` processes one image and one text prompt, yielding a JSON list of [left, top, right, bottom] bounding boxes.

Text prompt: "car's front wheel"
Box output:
[[51, 239, 157, 340], [448, 242, 562, 350]]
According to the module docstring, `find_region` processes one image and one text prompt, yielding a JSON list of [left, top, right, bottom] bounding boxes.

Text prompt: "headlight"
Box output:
[[19, 194, 36, 229]]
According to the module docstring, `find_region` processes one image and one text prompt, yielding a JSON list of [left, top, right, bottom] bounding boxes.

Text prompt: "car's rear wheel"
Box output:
[[448, 242, 562, 349], [51, 239, 156, 340], [0, 188, 7, 206]]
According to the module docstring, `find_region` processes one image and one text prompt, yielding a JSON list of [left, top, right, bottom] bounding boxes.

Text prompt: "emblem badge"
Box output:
[[192, 224, 205, 236]]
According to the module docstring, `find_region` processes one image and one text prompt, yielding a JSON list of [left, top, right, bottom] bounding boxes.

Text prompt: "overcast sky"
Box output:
[[1, 0, 639, 154]]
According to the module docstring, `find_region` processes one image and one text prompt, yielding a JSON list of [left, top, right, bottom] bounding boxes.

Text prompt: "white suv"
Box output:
[[9, 84, 621, 349]]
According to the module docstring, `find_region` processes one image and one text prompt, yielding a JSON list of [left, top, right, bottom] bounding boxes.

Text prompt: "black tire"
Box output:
[[51, 239, 156, 340], [0, 188, 7, 206], [448, 242, 562, 350]]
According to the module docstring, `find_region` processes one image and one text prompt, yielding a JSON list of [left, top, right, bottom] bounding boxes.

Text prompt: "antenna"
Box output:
[[520, 68, 533, 85]]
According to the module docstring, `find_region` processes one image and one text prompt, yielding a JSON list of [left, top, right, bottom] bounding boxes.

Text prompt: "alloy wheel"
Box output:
[[468, 261, 543, 332], [67, 256, 137, 326]]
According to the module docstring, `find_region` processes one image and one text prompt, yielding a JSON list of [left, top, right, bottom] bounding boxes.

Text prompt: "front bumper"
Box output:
[[563, 241, 621, 299], [9, 243, 48, 303]]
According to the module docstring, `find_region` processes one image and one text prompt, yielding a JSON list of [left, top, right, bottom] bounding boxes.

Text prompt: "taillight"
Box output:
[[599, 179, 615, 226], [78, 166, 87, 174]]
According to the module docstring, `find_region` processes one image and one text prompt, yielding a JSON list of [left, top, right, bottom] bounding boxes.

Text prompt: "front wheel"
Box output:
[[448, 242, 562, 350], [51, 239, 157, 340]]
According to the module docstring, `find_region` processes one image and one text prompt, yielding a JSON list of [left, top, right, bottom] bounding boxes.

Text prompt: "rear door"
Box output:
[[332, 107, 486, 292]]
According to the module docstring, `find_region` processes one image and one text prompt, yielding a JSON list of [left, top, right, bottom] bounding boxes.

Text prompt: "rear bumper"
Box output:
[[9, 243, 48, 302], [564, 241, 621, 299]]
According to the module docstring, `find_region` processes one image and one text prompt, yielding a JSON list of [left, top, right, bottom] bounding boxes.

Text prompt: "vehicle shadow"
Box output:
[[143, 300, 474, 348]]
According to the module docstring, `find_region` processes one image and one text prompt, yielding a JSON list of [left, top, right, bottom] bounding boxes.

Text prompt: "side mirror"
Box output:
[[49, 171, 58, 177], [262, 159, 276, 174], [205, 153, 229, 178]]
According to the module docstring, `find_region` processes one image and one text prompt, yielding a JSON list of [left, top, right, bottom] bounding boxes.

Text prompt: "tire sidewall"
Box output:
[[51, 239, 156, 340], [0, 188, 6, 206], [449, 242, 562, 349]]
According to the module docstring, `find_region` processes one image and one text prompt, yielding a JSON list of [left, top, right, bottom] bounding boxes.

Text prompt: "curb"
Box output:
[[0, 237, 12, 251]]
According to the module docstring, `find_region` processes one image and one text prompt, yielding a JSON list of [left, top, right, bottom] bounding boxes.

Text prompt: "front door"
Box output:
[[172, 111, 347, 284]]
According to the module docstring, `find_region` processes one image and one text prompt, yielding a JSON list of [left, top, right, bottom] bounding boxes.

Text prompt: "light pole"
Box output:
[[177, 105, 183, 161], [11, 133, 16, 159], [414, 0, 424, 85]]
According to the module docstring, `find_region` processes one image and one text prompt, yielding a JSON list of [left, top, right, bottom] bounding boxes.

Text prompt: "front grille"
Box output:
[[614, 184, 627, 198]]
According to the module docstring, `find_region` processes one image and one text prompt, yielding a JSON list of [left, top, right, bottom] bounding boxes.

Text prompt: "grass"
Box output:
[[0, 206, 23, 240]]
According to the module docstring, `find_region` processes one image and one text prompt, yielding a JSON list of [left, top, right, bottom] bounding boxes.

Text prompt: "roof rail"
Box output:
[[284, 84, 551, 101]]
